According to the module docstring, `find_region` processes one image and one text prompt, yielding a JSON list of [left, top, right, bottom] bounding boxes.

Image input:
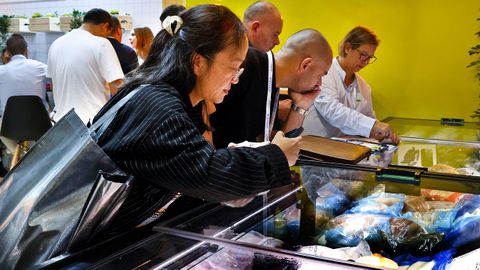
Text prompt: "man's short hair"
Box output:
[[83, 8, 113, 27], [109, 16, 121, 35], [243, 1, 278, 23], [160, 4, 186, 23], [6, 33, 27, 56]]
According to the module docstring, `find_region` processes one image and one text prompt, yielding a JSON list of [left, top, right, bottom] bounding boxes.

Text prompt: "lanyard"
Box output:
[[263, 51, 277, 142]]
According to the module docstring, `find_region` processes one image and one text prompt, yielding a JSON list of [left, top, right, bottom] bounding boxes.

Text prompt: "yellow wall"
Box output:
[[187, 0, 479, 121]]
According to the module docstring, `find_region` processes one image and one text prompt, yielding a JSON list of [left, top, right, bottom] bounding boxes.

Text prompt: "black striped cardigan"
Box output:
[[93, 82, 291, 234]]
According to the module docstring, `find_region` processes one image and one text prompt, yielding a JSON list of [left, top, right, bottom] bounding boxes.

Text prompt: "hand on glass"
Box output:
[[370, 121, 400, 145], [272, 131, 302, 166]]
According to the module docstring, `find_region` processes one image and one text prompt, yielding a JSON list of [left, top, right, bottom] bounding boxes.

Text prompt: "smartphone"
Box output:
[[284, 127, 304, 138]]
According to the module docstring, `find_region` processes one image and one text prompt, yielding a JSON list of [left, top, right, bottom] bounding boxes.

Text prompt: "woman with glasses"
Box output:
[[303, 26, 399, 144], [92, 4, 301, 236]]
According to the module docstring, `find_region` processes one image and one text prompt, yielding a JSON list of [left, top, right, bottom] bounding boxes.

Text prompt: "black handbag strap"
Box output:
[[90, 84, 148, 142]]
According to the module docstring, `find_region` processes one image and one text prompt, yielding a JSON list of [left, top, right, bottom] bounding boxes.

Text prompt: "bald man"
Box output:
[[211, 29, 333, 148], [243, 1, 283, 52]]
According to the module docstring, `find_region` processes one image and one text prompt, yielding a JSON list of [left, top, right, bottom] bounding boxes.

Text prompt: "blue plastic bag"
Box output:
[[443, 212, 480, 248], [442, 194, 480, 248], [315, 182, 350, 215], [322, 214, 391, 247], [346, 192, 405, 217], [455, 194, 480, 219], [402, 207, 458, 234], [393, 248, 455, 270]]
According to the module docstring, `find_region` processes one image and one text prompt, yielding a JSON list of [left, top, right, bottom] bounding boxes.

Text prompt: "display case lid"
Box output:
[[356, 136, 480, 177], [383, 117, 478, 142]]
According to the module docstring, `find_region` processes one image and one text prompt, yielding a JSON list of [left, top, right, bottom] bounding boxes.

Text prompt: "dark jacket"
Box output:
[[108, 37, 139, 75]]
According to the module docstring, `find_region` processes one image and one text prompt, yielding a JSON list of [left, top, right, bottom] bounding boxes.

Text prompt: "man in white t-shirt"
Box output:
[[47, 8, 124, 124]]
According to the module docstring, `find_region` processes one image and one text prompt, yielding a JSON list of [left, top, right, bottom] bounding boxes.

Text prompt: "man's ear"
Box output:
[[192, 53, 203, 76], [300, 57, 313, 72], [251, 21, 260, 33]]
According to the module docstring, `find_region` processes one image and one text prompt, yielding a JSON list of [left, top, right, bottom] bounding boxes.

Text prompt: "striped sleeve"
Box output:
[[124, 112, 291, 202]]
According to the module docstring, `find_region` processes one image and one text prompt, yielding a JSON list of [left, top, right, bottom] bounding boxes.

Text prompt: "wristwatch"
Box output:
[[291, 103, 309, 116]]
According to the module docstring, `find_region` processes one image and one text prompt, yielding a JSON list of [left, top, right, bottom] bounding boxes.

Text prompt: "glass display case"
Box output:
[[301, 118, 480, 176], [359, 136, 480, 176], [42, 161, 480, 269], [383, 117, 478, 142]]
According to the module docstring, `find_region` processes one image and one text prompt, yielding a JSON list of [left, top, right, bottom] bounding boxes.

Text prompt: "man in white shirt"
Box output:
[[0, 33, 48, 153], [47, 8, 124, 124]]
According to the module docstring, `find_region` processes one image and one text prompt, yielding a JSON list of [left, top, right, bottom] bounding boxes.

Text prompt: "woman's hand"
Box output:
[[370, 121, 400, 144], [272, 131, 302, 166]]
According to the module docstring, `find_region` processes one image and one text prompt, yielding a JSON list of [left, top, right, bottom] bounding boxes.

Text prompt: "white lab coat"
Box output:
[[303, 58, 376, 138]]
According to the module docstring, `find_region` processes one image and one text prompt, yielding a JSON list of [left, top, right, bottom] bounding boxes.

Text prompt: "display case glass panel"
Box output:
[[42, 162, 480, 269], [383, 117, 478, 142]]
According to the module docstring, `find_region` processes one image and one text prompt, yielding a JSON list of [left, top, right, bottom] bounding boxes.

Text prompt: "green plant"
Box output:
[[31, 12, 43, 18], [70, 9, 84, 30], [469, 12, 480, 122], [0, 15, 13, 51], [45, 12, 58, 18], [110, 9, 120, 15], [468, 11, 480, 169]]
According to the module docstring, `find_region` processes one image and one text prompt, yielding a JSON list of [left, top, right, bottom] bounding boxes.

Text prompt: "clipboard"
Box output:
[[300, 135, 371, 164]]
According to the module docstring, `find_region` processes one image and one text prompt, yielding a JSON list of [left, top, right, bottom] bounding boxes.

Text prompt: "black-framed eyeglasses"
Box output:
[[203, 53, 245, 83], [356, 49, 377, 64]]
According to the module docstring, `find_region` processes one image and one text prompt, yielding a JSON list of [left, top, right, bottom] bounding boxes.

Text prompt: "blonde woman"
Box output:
[[129, 26, 154, 65], [303, 26, 399, 144]]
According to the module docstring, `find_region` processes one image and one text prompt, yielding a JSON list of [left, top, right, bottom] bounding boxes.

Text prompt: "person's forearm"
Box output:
[[281, 104, 307, 133]]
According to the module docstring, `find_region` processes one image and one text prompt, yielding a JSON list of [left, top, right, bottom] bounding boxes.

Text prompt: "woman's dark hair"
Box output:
[[121, 4, 246, 97], [160, 4, 186, 23]]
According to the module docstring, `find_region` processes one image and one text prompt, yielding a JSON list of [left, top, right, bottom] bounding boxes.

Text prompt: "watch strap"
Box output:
[[291, 103, 308, 116]]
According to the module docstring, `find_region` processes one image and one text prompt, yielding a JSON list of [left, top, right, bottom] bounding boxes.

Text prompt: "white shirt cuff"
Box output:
[[358, 116, 376, 138]]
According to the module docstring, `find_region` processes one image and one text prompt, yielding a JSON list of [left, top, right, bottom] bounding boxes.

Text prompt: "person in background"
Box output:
[[303, 26, 399, 144], [159, 4, 186, 24], [93, 4, 301, 236], [243, 1, 295, 126], [129, 26, 154, 65], [47, 8, 124, 124], [243, 1, 283, 52], [210, 29, 333, 149], [108, 16, 138, 75], [1, 48, 10, 64], [0, 34, 47, 154]]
